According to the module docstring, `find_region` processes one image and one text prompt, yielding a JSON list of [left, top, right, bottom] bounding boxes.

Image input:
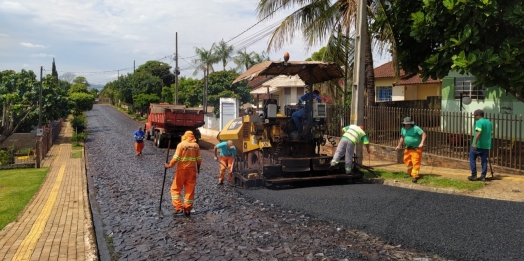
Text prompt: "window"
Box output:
[[454, 77, 484, 100], [284, 88, 291, 105], [377, 86, 392, 102]]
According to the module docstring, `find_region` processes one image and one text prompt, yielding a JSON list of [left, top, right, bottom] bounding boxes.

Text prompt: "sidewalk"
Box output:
[[199, 131, 524, 203], [0, 121, 97, 261]]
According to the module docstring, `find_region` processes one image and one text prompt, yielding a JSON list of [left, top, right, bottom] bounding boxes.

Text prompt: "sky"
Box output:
[[0, 0, 390, 86]]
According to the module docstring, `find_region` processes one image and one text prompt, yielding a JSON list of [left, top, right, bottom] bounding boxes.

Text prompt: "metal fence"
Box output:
[[325, 105, 524, 170], [36, 119, 63, 168]]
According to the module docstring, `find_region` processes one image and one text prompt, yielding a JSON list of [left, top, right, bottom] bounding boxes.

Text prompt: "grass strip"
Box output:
[[0, 168, 48, 230], [365, 169, 484, 191], [71, 151, 83, 158]]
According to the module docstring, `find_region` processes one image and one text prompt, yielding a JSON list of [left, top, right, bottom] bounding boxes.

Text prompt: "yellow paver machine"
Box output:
[[218, 60, 366, 188]]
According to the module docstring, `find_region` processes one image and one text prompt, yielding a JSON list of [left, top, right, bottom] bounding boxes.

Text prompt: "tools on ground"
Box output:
[[158, 140, 171, 218]]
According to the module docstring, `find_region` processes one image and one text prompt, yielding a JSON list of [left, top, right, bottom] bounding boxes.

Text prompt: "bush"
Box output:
[[71, 113, 87, 132], [0, 149, 13, 165], [72, 131, 87, 144]]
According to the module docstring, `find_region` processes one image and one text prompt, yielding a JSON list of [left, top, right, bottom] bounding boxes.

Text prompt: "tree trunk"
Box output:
[[365, 30, 376, 107]]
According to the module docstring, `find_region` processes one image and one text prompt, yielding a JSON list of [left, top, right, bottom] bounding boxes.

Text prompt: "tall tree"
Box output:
[[0, 70, 37, 142], [384, 0, 524, 102], [192, 46, 217, 76], [51, 58, 58, 82], [233, 49, 255, 71], [60, 72, 76, 83], [213, 39, 234, 71], [73, 76, 90, 87], [135, 60, 175, 87], [251, 51, 270, 64], [177, 77, 202, 107], [206, 70, 251, 115], [256, 0, 395, 106]]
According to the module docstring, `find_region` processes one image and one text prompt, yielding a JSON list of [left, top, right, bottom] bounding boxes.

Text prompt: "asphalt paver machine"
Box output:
[[218, 60, 367, 188]]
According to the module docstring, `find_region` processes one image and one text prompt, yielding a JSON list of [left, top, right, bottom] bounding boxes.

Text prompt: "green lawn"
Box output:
[[0, 168, 48, 230], [365, 169, 485, 191], [71, 151, 82, 158], [72, 144, 83, 150]]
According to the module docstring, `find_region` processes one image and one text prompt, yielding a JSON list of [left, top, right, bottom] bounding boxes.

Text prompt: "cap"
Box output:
[[402, 117, 415, 125], [474, 109, 484, 116]]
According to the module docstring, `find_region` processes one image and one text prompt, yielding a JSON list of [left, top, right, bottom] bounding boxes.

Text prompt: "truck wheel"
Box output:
[[155, 133, 161, 148]]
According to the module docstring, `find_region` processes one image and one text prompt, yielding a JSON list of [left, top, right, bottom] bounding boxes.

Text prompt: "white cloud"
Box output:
[[0, 0, 361, 84], [0, 34, 8, 37], [30, 53, 54, 57], [21, 42, 45, 48], [0, 1, 31, 14]]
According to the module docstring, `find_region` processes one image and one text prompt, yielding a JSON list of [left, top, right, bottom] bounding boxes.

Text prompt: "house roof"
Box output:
[[395, 73, 441, 86], [374, 61, 406, 78], [374, 61, 441, 85], [262, 75, 306, 87], [247, 75, 276, 88]]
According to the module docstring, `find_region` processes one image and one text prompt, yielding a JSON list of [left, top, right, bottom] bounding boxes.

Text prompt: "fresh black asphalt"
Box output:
[[240, 183, 524, 261]]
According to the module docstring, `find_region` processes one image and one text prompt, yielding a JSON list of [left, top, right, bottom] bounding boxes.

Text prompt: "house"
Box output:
[[374, 61, 441, 102], [249, 75, 307, 109]]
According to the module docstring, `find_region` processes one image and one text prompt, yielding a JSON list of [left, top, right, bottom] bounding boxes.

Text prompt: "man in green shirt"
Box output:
[[468, 109, 492, 181], [395, 117, 426, 183]]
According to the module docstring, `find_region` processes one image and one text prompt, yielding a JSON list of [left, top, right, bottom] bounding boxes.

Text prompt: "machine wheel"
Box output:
[[154, 132, 161, 148]]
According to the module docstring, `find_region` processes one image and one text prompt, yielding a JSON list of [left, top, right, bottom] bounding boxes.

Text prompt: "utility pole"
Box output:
[[204, 68, 208, 113], [350, 0, 367, 164], [37, 66, 43, 136], [175, 32, 179, 105], [134, 60, 135, 73]]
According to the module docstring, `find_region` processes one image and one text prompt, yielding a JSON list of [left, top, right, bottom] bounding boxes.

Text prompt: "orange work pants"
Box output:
[[135, 142, 144, 155], [404, 148, 422, 178], [170, 167, 197, 212], [219, 155, 234, 182]]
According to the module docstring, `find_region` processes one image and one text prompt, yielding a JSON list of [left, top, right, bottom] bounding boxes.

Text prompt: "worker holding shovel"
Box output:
[[164, 131, 201, 217], [214, 140, 236, 185]]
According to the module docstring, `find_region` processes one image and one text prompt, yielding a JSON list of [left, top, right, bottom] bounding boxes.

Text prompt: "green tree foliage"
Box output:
[[0, 70, 38, 142], [213, 39, 234, 71], [206, 70, 250, 115], [307, 47, 327, 61], [161, 86, 174, 104], [69, 93, 94, 115], [135, 60, 175, 87], [73, 76, 90, 87], [133, 93, 160, 115], [177, 77, 202, 107], [51, 58, 58, 81], [68, 83, 89, 95], [385, 0, 524, 101], [129, 71, 163, 98]]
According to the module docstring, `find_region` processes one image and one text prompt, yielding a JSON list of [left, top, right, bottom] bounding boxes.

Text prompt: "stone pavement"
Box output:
[[0, 121, 97, 261], [198, 128, 524, 203]]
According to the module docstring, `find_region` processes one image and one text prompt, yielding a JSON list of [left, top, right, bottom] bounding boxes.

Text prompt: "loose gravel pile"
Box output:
[[85, 105, 521, 261]]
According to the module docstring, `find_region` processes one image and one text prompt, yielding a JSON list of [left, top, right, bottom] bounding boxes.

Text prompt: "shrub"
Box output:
[[0, 150, 13, 165], [72, 131, 87, 144], [71, 113, 87, 132]]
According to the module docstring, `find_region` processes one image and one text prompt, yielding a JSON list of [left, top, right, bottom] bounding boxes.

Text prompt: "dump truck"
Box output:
[[144, 103, 205, 148]]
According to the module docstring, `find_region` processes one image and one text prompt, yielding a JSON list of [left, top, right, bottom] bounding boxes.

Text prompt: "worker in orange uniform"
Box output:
[[164, 131, 201, 217], [134, 126, 145, 156], [214, 140, 236, 185], [395, 117, 426, 183]]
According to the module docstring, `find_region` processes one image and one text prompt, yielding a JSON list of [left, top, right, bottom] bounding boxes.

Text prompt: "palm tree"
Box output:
[[251, 51, 270, 64], [213, 39, 234, 71], [233, 49, 255, 71], [256, 0, 394, 107], [192, 46, 218, 112]]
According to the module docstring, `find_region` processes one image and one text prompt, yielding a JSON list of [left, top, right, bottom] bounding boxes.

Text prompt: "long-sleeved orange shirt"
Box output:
[[168, 140, 202, 169]]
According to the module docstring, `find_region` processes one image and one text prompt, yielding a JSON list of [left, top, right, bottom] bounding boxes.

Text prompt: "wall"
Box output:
[[441, 71, 524, 138], [204, 113, 220, 131], [375, 96, 441, 110], [0, 132, 37, 150], [416, 83, 441, 100], [404, 85, 418, 100]]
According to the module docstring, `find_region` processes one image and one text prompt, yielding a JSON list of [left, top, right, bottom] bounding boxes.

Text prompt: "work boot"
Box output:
[[412, 178, 418, 183], [218, 180, 224, 185], [468, 176, 477, 181], [184, 211, 191, 218]]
